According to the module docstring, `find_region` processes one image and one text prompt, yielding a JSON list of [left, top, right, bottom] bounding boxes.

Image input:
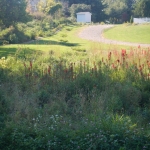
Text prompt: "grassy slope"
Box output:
[[103, 24, 150, 44], [0, 24, 133, 58]]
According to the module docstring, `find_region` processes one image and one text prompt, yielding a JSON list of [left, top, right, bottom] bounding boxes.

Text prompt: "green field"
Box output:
[[0, 25, 132, 58], [0, 24, 150, 149], [103, 24, 150, 44]]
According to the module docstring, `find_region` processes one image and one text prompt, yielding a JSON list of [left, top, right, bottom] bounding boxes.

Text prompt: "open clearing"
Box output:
[[0, 25, 132, 58], [1, 24, 150, 58], [78, 25, 150, 47], [103, 24, 150, 44]]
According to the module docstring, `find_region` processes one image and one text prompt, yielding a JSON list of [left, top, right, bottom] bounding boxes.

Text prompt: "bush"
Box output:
[[31, 12, 46, 20], [100, 22, 105, 25], [0, 90, 7, 129], [25, 30, 36, 40], [45, 31, 53, 37], [0, 40, 3, 45], [0, 114, 149, 150], [0, 27, 13, 40], [0, 14, 73, 44], [9, 33, 18, 43], [0, 25, 29, 43], [59, 17, 72, 24]]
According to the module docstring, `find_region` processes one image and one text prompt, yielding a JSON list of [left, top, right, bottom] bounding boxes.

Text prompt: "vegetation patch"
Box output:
[[0, 0, 150, 148], [103, 24, 150, 44], [0, 46, 150, 149]]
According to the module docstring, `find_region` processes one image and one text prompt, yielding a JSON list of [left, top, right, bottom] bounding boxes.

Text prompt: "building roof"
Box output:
[[76, 12, 91, 15]]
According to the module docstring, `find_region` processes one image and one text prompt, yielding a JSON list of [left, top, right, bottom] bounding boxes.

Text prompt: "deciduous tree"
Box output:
[[38, 0, 62, 15], [133, 0, 150, 17], [104, 0, 133, 23], [63, 0, 106, 22], [0, 0, 29, 27], [70, 4, 91, 19]]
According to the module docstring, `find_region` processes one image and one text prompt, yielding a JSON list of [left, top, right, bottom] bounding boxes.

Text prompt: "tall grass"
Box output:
[[0, 46, 150, 149]]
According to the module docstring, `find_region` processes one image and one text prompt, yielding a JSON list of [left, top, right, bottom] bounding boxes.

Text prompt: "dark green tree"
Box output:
[[133, 0, 150, 17], [103, 0, 136, 23], [70, 4, 91, 18], [61, 0, 106, 22], [49, 3, 62, 15], [90, 0, 107, 22], [0, 0, 29, 27]]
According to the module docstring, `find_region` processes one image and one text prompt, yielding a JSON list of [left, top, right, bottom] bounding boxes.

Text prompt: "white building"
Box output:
[[134, 18, 150, 24], [76, 12, 92, 23]]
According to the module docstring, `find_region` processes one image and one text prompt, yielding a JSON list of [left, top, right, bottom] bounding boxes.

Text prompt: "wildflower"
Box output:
[[139, 65, 142, 72], [108, 52, 111, 60], [117, 59, 120, 63], [48, 66, 51, 74], [138, 45, 141, 49], [121, 49, 126, 57], [30, 61, 32, 68], [112, 63, 115, 68], [70, 66, 73, 71]]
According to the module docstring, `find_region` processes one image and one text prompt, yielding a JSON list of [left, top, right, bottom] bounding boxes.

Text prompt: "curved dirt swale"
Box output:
[[78, 25, 150, 47]]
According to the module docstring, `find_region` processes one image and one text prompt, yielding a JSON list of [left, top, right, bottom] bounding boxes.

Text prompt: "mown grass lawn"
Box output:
[[0, 24, 132, 58], [103, 24, 150, 44]]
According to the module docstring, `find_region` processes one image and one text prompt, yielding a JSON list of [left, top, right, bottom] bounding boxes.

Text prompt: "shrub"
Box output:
[[65, 27, 72, 31], [60, 33, 67, 37], [38, 90, 50, 108], [100, 22, 105, 25], [0, 40, 3, 45], [31, 12, 46, 20], [0, 27, 13, 40], [45, 31, 53, 37], [9, 33, 18, 43], [0, 90, 7, 129], [0, 114, 149, 150], [59, 17, 72, 24], [59, 39, 68, 43], [25, 30, 36, 40]]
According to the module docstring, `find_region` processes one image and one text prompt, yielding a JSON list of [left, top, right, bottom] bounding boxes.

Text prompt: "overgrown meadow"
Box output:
[[0, 26, 150, 149]]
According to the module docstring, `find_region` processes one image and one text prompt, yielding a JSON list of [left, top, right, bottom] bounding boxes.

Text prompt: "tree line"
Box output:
[[0, 0, 150, 27]]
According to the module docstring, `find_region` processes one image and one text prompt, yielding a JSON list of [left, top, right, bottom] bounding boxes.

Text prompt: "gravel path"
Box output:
[[78, 25, 150, 47]]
